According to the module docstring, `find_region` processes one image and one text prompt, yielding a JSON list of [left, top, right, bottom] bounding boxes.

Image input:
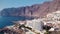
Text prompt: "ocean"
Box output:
[[0, 16, 26, 28], [0, 16, 34, 34], [0, 16, 34, 28]]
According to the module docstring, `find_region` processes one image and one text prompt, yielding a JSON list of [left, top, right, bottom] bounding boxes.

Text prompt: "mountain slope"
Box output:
[[1, 0, 60, 18]]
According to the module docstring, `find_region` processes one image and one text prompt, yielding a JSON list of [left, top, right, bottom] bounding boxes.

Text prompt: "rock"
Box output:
[[1, 0, 60, 18]]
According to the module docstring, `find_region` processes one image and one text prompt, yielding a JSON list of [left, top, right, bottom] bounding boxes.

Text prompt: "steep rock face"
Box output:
[[1, 0, 60, 17]]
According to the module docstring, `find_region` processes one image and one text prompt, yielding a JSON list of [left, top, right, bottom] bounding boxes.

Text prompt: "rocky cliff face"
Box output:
[[1, 0, 60, 18]]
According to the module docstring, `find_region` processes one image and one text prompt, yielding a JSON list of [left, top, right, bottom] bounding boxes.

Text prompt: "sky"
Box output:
[[0, 0, 52, 11]]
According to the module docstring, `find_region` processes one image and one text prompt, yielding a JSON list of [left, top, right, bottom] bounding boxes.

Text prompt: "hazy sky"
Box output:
[[0, 0, 52, 10]]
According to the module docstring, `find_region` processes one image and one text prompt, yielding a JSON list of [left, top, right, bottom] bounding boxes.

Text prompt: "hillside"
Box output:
[[1, 0, 60, 18]]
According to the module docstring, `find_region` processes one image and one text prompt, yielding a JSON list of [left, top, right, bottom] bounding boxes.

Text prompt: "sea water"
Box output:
[[0, 16, 33, 28], [0, 16, 34, 34]]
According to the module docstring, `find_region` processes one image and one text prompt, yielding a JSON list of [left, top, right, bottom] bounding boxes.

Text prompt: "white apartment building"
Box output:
[[26, 19, 44, 31]]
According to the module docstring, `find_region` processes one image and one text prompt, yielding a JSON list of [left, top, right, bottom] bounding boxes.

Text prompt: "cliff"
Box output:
[[1, 0, 60, 18]]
